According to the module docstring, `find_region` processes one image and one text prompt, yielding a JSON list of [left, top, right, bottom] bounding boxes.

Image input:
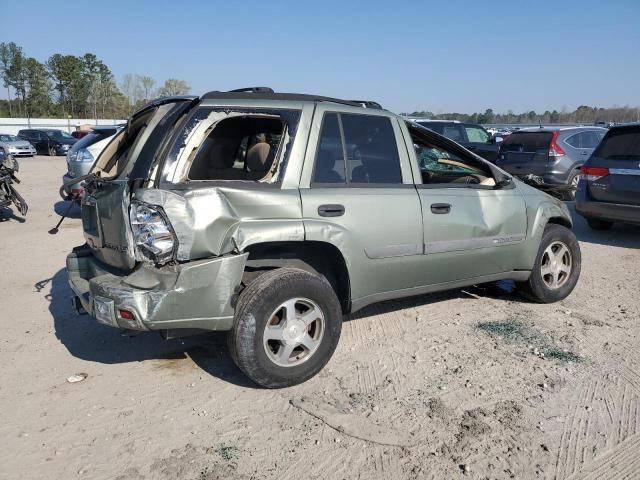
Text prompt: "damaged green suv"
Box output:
[[66, 89, 580, 388]]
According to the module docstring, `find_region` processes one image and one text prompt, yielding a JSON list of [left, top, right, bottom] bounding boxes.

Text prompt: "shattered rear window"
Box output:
[[161, 107, 301, 184]]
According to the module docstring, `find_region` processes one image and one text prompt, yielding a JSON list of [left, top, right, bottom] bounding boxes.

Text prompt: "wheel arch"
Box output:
[[242, 241, 351, 313]]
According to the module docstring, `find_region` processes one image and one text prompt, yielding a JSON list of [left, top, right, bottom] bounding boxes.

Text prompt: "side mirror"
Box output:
[[494, 136, 504, 144], [494, 176, 512, 189]]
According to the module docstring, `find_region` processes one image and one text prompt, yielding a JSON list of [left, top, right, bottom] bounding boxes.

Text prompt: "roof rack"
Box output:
[[228, 87, 275, 93], [201, 88, 382, 109]]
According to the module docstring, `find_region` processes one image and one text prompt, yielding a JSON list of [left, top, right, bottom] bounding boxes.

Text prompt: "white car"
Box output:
[[0, 134, 37, 157]]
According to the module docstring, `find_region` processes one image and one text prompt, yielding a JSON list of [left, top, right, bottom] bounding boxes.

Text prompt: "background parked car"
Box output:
[[576, 123, 640, 230], [413, 120, 501, 162], [495, 126, 606, 199], [17, 129, 77, 156], [62, 125, 121, 196], [0, 133, 37, 157]]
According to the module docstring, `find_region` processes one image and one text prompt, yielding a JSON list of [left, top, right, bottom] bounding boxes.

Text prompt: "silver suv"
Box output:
[[66, 89, 579, 388]]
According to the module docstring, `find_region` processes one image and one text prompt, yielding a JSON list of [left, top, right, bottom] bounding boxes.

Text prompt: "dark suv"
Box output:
[[413, 120, 500, 162], [17, 129, 77, 156], [576, 124, 640, 230], [496, 127, 606, 199]]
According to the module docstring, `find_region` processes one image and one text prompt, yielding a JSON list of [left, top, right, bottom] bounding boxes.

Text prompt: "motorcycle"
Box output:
[[0, 150, 28, 217]]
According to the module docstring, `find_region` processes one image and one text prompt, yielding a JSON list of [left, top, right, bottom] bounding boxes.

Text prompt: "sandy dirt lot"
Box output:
[[1, 156, 639, 480]]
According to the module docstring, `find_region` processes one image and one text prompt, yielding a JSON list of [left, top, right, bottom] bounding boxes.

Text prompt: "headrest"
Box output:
[[246, 142, 272, 172]]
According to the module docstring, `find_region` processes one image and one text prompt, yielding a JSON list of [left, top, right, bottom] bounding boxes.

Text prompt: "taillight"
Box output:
[[581, 166, 609, 181], [548, 131, 565, 158]]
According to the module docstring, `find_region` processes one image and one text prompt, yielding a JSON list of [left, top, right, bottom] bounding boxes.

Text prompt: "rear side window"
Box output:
[[442, 125, 465, 142], [594, 129, 640, 159], [581, 131, 602, 149], [565, 133, 581, 148], [313, 113, 402, 185], [163, 107, 301, 184], [501, 132, 552, 152]]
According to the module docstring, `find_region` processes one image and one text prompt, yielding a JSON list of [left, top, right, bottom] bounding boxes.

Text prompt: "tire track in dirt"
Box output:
[[564, 432, 640, 480], [554, 373, 640, 479]]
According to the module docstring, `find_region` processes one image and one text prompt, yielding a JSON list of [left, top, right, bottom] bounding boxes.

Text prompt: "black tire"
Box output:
[[587, 218, 613, 231], [516, 224, 581, 303], [228, 268, 342, 388], [563, 171, 580, 200]]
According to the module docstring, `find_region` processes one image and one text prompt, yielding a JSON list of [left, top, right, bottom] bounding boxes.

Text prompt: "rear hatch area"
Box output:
[[498, 131, 552, 176], [81, 98, 196, 271], [585, 127, 640, 206]]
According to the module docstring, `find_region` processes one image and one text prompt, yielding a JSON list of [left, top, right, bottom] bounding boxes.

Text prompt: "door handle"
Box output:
[[581, 151, 589, 155], [430, 203, 451, 214], [318, 204, 345, 217]]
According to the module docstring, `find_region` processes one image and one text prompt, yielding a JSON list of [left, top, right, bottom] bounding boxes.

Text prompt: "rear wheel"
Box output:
[[587, 218, 613, 231], [228, 268, 342, 388], [517, 224, 581, 303], [563, 171, 580, 200]]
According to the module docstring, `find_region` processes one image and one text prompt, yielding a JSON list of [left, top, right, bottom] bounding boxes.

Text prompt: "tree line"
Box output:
[[404, 105, 640, 125], [0, 42, 191, 119]]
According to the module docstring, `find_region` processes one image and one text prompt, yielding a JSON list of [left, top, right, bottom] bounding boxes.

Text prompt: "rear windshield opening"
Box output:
[[165, 108, 300, 184], [189, 115, 284, 181], [501, 132, 552, 152], [595, 130, 640, 159]]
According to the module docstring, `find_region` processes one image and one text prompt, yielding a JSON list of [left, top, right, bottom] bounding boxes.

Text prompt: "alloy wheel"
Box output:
[[262, 297, 325, 367], [540, 241, 572, 289]]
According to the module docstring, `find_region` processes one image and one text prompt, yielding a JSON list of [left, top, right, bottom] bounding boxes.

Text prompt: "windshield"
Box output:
[[45, 130, 74, 140], [594, 129, 640, 159], [0, 134, 18, 142]]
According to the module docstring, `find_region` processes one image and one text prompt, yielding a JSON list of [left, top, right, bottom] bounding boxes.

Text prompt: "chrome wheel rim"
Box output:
[[540, 241, 572, 289], [262, 298, 325, 367], [571, 175, 580, 188]]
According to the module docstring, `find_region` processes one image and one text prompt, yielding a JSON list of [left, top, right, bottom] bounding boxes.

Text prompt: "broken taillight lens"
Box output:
[[129, 201, 177, 265]]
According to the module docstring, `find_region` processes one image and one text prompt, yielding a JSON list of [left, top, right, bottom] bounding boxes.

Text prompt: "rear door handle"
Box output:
[[431, 203, 451, 214], [318, 204, 345, 217]]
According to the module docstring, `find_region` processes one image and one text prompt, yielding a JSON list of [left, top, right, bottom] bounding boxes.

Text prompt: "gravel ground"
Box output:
[[1, 155, 639, 480]]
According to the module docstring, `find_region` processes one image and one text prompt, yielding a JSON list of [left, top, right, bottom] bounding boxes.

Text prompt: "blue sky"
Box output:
[[2, 0, 639, 113]]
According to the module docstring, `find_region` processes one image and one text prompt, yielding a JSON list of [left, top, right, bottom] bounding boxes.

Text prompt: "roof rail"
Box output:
[[228, 87, 274, 93], [201, 89, 383, 110], [349, 100, 383, 109]]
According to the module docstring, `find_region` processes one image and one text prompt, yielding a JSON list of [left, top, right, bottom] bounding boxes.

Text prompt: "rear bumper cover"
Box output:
[[575, 188, 640, 225], [66, 245, 247, 331]]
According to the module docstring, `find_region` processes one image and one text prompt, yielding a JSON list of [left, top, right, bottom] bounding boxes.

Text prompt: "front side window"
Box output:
[[410, 125, 495, 187], [313, 112, 402, 185], [46, 130, 73, 140], [465, 125, 490, 143], [163, 107, 301, 183]]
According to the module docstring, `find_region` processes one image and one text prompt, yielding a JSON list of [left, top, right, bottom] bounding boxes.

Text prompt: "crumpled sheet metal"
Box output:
[[135, 186, 304, 260]]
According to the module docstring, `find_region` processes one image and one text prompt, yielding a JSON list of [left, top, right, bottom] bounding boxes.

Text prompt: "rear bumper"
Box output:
[[66, 245, 247, 331], [576, 188, 640, 225]]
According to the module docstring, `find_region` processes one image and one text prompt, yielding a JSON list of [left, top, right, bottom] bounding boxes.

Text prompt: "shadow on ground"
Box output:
[[0, 206, 26, 223], [42, 266, 523, 388], [53, 200, 82, 219], [41, 268, 256, 388], [567, 202, 640, 249]]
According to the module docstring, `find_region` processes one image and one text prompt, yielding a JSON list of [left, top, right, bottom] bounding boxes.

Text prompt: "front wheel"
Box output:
[[228, 268, 342, 388], [516, 224, 581, 303]]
